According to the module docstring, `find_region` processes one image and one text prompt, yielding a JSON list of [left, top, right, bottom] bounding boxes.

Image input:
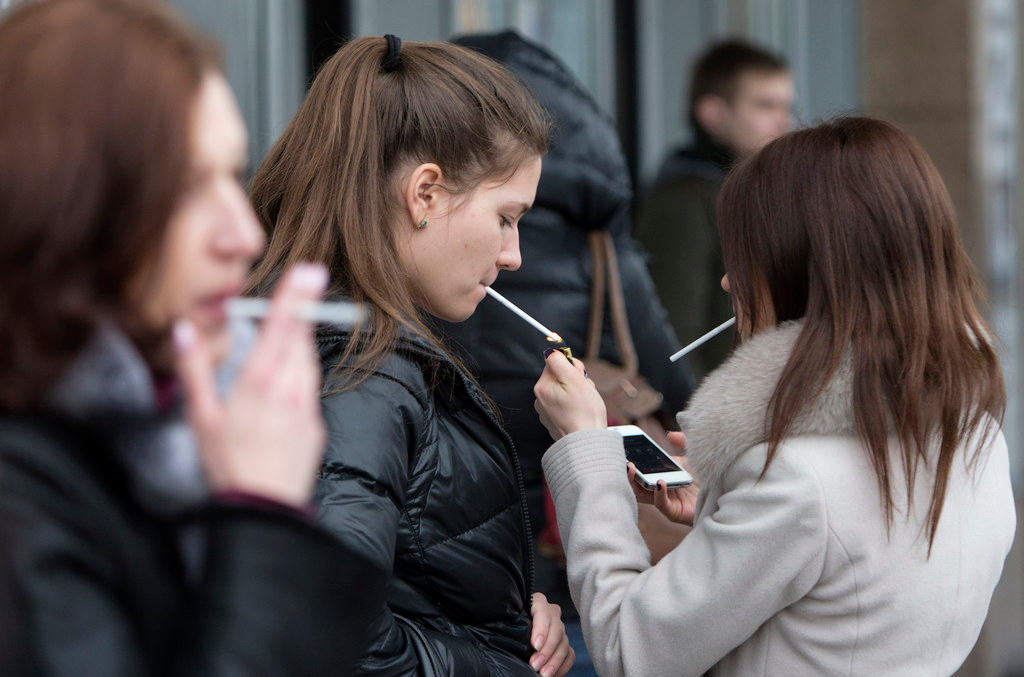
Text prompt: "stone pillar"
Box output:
[[862, 0, 981, 258]]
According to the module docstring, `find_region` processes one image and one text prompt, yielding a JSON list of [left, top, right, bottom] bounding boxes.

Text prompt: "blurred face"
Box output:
[[142, 72, 265, 362], [703, 70, 794, 158], [398, 156, 542, 322]]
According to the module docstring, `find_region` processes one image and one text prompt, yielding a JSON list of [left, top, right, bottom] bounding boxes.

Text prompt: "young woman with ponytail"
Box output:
[[248, 36, 573, 676]]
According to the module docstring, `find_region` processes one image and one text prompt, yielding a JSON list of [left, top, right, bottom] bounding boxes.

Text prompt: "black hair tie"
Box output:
[[382, 34, 401, 72]]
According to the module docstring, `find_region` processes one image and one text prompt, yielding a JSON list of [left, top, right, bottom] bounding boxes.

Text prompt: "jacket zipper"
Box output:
[[390, 335, 537, 607], [464, 382, 536, 604]]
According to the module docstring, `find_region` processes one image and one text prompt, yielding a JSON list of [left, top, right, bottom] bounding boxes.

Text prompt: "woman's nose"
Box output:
[[213, 183, 265, 259], [497, 230, 521, 271]]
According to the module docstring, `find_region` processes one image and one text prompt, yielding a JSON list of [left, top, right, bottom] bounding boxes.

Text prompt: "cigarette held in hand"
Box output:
[[226, 298, 367, 327], [669, 317, 736, 362]]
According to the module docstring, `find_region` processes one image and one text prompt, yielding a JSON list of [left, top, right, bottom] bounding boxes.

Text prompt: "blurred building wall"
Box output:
[[350, 0, 617, 118], [168, 0, 306, 174]]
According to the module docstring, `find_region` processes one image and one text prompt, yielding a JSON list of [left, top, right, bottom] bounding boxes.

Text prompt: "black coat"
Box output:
[[0, 328, 383, 676], [315, 326, 535, 676], [444, 31, 696, 526]]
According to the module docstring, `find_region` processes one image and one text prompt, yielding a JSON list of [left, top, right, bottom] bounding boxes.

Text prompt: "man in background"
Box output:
[[636, 40, 793, 379]]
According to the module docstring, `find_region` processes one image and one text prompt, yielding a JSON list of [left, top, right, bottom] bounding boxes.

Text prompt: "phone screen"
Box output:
[[623, 435, 681, 474]]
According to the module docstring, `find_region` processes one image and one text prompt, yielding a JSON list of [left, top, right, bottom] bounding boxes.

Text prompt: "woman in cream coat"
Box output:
[[533, 117, 1016, 676]]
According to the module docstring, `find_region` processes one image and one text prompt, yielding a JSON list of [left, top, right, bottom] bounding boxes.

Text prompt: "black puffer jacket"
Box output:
[[443, 31, 696, 527], [0, 327, 383, 676], [315, 324, 535, 676]]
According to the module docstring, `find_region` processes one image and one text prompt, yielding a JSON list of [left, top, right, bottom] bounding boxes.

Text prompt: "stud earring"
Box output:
[[417, 219, 428, 229]]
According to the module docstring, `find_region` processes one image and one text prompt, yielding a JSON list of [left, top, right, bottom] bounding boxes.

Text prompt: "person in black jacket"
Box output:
[[0, 1, 382, 674], [247, 36, 574, 677], [441, 31, 697, 548]]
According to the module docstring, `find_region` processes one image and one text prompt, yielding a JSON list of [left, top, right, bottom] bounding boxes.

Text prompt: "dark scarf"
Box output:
[[653, 127, 736, 188], [46, 324, 208, 516]]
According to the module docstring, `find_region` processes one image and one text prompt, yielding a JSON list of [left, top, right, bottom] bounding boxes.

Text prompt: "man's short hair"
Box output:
[[688, 40, 788, 131]]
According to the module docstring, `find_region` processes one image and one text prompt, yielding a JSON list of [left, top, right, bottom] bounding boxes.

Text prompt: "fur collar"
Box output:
[[678, 321, 857, 488]]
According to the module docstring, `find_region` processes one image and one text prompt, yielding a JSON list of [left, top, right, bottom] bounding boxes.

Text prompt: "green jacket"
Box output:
[[635, 140, 735, 380]]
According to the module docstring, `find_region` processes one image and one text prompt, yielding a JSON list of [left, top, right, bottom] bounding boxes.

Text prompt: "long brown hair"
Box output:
[[248, 37, 548, 384], [0, 0, 218, 411], [718, 117, 1005, 548]]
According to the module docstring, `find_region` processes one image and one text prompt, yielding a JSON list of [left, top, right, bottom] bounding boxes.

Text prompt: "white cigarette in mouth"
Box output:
[[669, 317, 736, 362], [485, 287, 562, 343], [226, 298, 367, 327]]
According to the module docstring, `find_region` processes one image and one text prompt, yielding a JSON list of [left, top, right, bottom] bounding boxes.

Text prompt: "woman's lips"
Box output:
[[195, 287, 242, 324]]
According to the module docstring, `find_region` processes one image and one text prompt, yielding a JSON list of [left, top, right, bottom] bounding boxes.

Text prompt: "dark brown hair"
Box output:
[[248, 37, 548, 385], [718, 116, 1005, 548], [0, 0, 218, 410], [689, 39, 788, 132]]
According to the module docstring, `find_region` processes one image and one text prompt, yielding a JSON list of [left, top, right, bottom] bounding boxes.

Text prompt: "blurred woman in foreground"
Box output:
[[0, 1, 380, 674], [534, 117, 1015, 676]]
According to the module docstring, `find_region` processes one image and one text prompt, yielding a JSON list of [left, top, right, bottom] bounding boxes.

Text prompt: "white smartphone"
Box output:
[[610, 425, 693, 490]]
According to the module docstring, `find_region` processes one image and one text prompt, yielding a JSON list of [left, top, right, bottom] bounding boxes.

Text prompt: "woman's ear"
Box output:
[[403, 163, 444, 228]]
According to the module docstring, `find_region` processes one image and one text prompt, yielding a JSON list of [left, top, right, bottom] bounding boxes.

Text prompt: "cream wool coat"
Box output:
[[542, 321, 1016, 676]]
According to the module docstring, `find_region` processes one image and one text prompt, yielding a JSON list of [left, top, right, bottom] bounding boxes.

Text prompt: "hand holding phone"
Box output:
[[612, 426, 698, 526], [611, 425, 693, 489]]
